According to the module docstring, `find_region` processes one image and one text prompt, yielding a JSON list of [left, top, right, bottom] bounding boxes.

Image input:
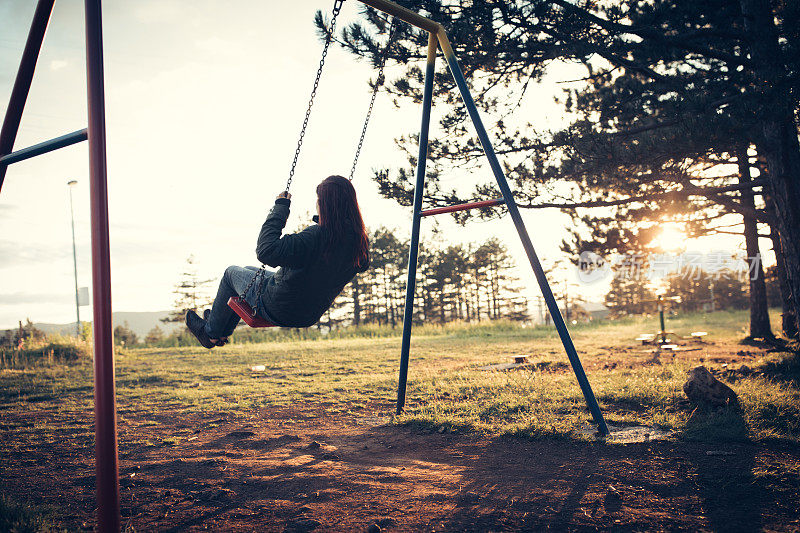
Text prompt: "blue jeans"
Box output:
[[204, 265, 276, 338]]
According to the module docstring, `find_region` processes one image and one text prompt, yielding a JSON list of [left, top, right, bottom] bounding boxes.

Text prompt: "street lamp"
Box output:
[[68, 179, 80, 336]]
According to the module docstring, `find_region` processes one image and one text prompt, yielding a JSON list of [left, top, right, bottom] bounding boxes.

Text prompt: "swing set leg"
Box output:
[[396, 33, 437, 416], [394, 25, 609, 437], [437, 32, 609, 435]]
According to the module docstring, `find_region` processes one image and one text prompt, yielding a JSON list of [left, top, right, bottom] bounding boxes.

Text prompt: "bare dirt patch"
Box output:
[[2, 399, 799, 532]]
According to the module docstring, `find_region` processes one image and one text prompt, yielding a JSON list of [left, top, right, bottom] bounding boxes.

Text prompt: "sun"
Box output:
[[651, 224, 687, 252]]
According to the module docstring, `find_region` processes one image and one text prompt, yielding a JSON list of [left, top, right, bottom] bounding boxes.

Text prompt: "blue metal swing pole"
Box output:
[[437, 31, 609, 435], [0, 129, 88, 166], [396, 32, 437, 415]]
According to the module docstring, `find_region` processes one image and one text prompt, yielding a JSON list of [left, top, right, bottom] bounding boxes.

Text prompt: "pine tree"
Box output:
[[114, 322, 138, 346], [371, 227, 408, 325], [604, 262, 656, 318], [162, 255, 213, 323], [664, 269, 748, 312], [144, 325, 165, 345]]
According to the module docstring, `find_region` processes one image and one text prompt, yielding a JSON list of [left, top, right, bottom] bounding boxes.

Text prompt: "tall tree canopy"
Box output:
[[322, 0, 800, 334]]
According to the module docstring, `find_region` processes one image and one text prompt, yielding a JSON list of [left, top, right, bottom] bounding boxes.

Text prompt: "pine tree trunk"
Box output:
[[770, 226, 799, 338], [462, 281, 471, 322], [421, 285, 428, 323], [483, 283, 490, 319], [473, 274, 481, 319], [756, 126, 800, 335], [492, 264, 500, 319], [352, 276, 361, 326], [740, 0, 800, 337], [384, 269, 393, 326], [738, 148, 772, 338]]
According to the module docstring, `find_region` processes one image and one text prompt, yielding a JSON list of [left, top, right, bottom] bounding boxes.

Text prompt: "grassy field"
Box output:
[[2, 309, 800, 531], [2, 309, 798, 443]]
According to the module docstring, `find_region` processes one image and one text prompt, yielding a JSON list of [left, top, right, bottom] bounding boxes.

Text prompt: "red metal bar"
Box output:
[[84, 0, 120, 531], [0, 0, 56, 192], [419, 197, 505, 217]]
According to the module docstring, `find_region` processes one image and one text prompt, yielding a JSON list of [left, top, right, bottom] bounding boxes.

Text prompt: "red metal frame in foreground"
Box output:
[[0, 0, 55, 192], [0, 1, 119, 530], [84, 1, 119, 531], [419, 198, 505, 217]]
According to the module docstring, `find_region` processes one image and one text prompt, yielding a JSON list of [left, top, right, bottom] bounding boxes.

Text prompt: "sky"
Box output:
[[0, 0, 759, 329]]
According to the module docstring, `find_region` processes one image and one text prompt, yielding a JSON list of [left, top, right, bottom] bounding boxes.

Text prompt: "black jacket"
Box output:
[[256, 198, 367, 327]]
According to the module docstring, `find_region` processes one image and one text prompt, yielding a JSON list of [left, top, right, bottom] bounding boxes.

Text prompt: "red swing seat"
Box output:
[[227, 296, 277, 328]]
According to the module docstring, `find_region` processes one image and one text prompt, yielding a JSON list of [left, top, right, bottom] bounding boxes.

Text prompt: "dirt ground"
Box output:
[[3, 324, 800, 532], [2, 397, 799, 532]]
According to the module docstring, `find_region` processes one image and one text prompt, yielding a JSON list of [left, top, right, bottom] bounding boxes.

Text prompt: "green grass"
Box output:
[[0, 494, 62, 533], [146, 316, 559, 347], [0, 336, 90, 370], [1, 309, 798, 444]]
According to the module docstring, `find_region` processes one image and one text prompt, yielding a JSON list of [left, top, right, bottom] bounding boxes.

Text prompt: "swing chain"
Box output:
[[349, 18, 397, 180], [238, 265, 266, 301], [240, 0, 344, 309], [254, 266, 266, 310], [285, 0, 346, 193]]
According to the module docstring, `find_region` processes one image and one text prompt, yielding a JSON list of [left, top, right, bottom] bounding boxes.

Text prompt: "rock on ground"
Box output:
[[683, 366, 738, 407]]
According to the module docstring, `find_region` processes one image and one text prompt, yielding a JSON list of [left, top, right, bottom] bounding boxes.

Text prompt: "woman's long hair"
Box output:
[[316, 175, 370, 270]]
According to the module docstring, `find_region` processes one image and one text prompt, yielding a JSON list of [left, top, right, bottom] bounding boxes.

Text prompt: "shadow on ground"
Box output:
[[3, 406, 799, 532], [110, 412, 796, 532]]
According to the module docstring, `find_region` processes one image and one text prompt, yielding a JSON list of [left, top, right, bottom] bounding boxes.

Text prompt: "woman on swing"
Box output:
[[185, 175, 370, 349]]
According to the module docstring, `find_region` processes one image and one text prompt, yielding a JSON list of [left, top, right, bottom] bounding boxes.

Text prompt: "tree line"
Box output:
[[604, 266, 759, 318], [302, 228, 529, 329], [163, 229, 529, 335], [329, 228, 529, 328]]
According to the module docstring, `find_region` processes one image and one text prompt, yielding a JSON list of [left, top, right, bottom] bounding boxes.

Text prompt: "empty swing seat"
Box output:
[[227, 296, 277, 328]]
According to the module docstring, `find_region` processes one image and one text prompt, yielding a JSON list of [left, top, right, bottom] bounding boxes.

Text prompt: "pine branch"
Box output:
[[512, 178, 767, 210], [547, 0, 749, 67]]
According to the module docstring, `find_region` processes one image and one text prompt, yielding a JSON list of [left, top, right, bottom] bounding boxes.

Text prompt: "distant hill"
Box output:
[[13, 311, 183, 339], [110, 311, 184, 338]]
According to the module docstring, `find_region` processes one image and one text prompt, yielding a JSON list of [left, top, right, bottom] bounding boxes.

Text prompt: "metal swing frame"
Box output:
[[355, 0, 609, 437], [1, 1, 117, 530], [0, 0, 608, 530]]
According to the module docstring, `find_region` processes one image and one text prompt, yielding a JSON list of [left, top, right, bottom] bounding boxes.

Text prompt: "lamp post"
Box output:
[[68, 179, 80, 336]]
